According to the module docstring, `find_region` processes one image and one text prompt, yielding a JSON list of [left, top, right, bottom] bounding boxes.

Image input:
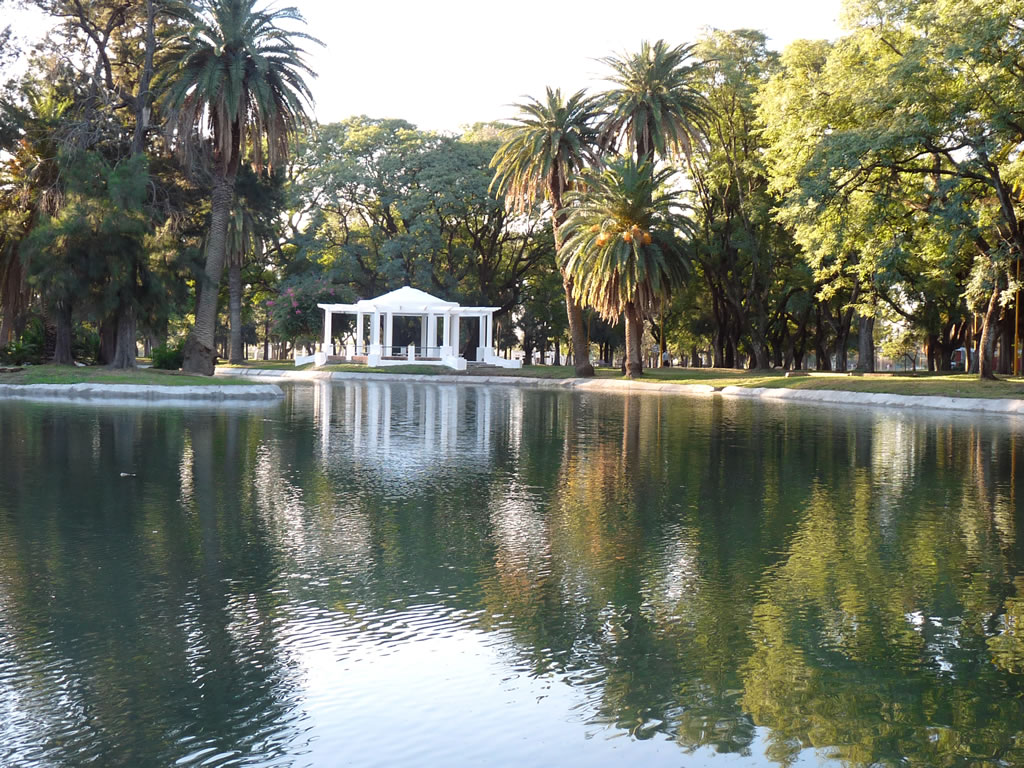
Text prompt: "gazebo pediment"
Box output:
[[357, 286, 458, 312]]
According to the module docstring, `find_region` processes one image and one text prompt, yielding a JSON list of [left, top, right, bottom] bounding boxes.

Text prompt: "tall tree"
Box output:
[[686, 30, 803, 370], [560, 158, 692, 378], [761, 0, 1024, 380], [157, 0, 316, 374], [490, 88, 602, 376]]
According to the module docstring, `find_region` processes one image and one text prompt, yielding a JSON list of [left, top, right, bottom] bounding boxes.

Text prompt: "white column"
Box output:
[[442, 313, 452, 356], [420, 315, 428, 350], [385, 312, 393, 352], [475, 313, 486, 362], [322, 308, 332, 351], [369, 310, 381, 363], [486, 313, 494, 350], [451, 315, 461, 357], [428, 313, 438, 351], [356, 312, 364, 352]]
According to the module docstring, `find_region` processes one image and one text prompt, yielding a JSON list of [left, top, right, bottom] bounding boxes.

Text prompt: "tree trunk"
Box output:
[[183, 173, 235, 375], [111, 303, 137, 369], [108, 2, 155, 371], [53, 300, 73, 365], [691, 345, 700, 368], [98, 317, 116, 365], [814, 307, 830, 370], [228, 258, 243, 364], [753, 342, 771, 370], [998, 316, 1012, 375], [659, 313, 667, 367], [979, 278, 1001, 380], [624, 303, 643, 378], [855, 314, 875, 372]]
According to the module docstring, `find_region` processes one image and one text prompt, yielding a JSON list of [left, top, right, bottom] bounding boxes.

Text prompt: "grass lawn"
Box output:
[[0, 364, 258, 386]]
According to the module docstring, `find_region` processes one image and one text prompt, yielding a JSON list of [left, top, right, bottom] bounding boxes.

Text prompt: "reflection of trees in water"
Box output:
[[741, 417, 1024, 767], [3, 393, 1024, 767], [0, 405, 307, 766]]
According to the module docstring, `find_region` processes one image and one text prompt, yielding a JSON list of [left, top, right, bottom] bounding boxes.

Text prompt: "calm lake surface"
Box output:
[[0, 381, 1023, 767]]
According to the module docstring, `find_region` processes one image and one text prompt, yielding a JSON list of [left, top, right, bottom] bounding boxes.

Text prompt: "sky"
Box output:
[[297, 0, 844, 133], [5, 0, 844, 134]]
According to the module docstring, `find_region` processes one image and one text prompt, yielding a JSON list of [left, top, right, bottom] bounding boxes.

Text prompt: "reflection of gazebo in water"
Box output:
[[312, 286, 521, 371]]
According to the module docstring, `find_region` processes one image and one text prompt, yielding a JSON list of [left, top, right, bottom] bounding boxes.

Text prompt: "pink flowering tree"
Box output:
[[268, 275, 352, 350]]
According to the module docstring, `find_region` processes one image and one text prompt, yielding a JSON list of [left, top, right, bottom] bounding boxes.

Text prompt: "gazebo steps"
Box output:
[[465, 363, 515, 375]]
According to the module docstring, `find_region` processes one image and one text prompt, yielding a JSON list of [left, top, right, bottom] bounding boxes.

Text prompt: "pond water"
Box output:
[[0, 381, 1023, 767]]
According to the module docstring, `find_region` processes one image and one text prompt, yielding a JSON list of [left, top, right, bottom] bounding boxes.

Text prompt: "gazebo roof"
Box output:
[[357, 286, 458, 311], [318, 286, 497, 314]]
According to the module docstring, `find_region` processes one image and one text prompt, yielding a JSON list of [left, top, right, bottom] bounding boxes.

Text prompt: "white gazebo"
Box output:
[[312, 286, 521, 371]]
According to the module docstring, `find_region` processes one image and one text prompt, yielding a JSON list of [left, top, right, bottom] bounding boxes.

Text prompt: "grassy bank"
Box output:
[[3, 359, 1016, 399], [227, 361, 1024, 399], [0, 365, 258, 386]]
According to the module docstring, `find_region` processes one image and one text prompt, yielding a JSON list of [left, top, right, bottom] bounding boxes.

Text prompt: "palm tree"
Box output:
[[157, 0, 316, 374], [599, 40, 712, 164], [560, 157, 692, 378], [490, 88, 602, 377]]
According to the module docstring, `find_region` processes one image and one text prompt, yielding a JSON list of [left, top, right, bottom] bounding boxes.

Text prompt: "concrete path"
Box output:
[[214, 367, 1024, 417]]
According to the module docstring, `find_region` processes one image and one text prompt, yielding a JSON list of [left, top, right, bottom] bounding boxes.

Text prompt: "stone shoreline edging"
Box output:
[[0, 382, 285, 403], [719, 385, 1024, 415], [214, 367, 1024, 416]]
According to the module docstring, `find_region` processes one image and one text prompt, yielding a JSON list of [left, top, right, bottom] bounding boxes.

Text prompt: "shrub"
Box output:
[[0, 339, 41, 365], [151, 341, 184, 370]]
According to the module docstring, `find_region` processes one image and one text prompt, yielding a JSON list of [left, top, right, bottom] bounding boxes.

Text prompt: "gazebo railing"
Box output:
[[380, 345, 446, 360], [343, 342, 370, 357]]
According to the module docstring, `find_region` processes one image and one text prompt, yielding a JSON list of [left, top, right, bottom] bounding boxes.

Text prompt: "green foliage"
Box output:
[[0, 339, 40, 365], [151, 341, 184, 370], [24, 151, 150, 316], [880, 323, 920, 366]]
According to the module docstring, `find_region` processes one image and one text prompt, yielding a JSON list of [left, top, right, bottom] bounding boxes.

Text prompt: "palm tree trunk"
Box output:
[[624, 302, 643, 378], [228, 258, 243, 364], [183, 175, 234, 375], [549, 185, 594, 378], [562, 276, 593, 376]]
